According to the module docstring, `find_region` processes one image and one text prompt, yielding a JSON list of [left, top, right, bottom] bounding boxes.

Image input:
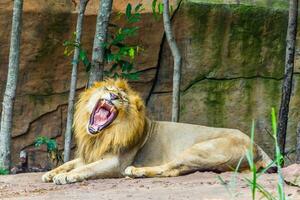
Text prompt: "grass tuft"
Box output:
[[218, 108, 287, 200]]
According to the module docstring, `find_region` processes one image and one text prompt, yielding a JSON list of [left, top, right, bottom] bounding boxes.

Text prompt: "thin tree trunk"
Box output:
[[0, 0, 23, 170], [87, 0, 113, 87], [64, 0, 89, 163], [296, 122, 300, 163], [163, 0, 182, 122], [277, 0, 298, 156]]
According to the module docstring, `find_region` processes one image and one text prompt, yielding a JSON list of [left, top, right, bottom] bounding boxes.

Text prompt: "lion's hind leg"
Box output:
[[125, 137, 248, 178]]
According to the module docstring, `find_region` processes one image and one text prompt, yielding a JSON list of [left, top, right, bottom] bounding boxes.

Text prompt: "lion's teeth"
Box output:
[[110, 107, 114, 112], [100, 101, 105, 107]]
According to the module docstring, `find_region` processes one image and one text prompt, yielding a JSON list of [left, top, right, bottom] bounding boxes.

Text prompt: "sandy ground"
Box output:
[[0, 172, 300, 200]]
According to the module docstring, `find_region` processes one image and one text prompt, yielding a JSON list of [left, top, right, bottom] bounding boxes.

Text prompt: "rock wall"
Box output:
[[0, 0, 299, 166], [0, 0, 165, 167]]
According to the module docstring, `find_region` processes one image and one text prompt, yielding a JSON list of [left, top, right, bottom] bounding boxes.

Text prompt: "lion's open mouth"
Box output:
[[88, 99, 118, 134]]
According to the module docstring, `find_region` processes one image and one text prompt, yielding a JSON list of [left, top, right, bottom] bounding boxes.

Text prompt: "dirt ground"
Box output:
[[0, 172, 300, 200]]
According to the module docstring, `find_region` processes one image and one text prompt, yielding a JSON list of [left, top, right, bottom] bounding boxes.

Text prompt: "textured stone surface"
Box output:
[[0, 0, 164, 166], [0, 0, 299, 167], [282, 164, 300, 187], [147, 2, 300, 159]]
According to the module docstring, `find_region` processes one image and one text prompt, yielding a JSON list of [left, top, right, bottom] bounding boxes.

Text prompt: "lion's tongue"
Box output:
[[90, 108, 110, 130]]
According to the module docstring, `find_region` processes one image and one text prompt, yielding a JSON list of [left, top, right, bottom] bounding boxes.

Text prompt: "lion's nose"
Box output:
[[110, 93, 119, 100]]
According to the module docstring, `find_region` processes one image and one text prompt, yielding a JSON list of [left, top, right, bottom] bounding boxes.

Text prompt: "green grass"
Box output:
[[217, 157, 244, 198], [271, 108, 286, 200], [218, 108, 287, 200], [244, 120, 277, 200]]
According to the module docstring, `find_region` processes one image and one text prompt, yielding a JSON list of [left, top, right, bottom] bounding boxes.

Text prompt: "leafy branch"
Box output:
[[35, 136, 63, 167], [63, 32, 91, 72], [103, 3, 144, 80], [63, 3, 145, 81]]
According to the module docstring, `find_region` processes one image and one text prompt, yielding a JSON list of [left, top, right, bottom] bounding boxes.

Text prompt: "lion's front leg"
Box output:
[[52, 156, 120, 185], [124, 164, 181, 178], [42, 158, 81, 182]]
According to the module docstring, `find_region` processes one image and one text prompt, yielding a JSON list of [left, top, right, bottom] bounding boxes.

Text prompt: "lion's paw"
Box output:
[[124, 166, 145, 178], [53, 173, 80, 185], [124, 166, 134, 176], [42, 171, 56, 182]]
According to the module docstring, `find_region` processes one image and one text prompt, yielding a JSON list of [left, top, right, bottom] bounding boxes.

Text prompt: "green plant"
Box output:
[[35, 136, 63, 167], [151, 0, 174, 20], [218, 108, 286, 200], [270, 108, 286, 200], [244, 121, 276, 200], [103, 3, 144, 80], [0, 167, 9, 175], [243, 110, 286, 200], [152, 0, 164, 20], [217, 157, 243, 199], [63, 3, 144, 81], [63, 32, 91, 72]]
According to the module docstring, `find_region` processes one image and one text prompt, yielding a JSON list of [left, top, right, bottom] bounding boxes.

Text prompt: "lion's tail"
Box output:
[[255, 145, 276, 171]]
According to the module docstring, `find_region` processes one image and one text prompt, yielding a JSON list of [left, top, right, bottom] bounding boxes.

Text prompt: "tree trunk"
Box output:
[[64, 0, 89, 163], [163, 0, 182, 122], [87, 0, 113, 87], [277, 0, 298, 156], [0, 0, 23, 170], [296, 122, 300, 163]]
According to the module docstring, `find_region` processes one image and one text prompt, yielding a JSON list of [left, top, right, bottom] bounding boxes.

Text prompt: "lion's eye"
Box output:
[[110, 93, 119, 100]]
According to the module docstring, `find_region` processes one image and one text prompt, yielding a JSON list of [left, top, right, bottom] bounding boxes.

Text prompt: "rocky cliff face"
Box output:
[[147, 2, 300, 160], [0, 0, 298, 167]]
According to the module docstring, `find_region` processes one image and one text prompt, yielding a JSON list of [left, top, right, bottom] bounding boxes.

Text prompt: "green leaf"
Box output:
[[0, 168, 9, 175], [152, 0, 157, 16], [47, 139, 57, 152], [126, 3, 132, 19], [129, 48, 135, 59], [271, 107, 277, 136], [115, 11, 123, 20], [128, 15, 141, 23], [122, 27, 139, 36], [83, 60, 91, 72], [63, 48, 69, 56], [113, 32, 126, 44], [122, 72, 140, 80], [120, 60, 133, 72], [34, 136, 58, 153], [110, 63, 119, 73], [78, 49, 91, 71], [79, 49, 86, 61], [106, 53, 115, 62], [135, 3, 143, 12], [118, 47, 128, 56], [158, 3, 164, 14]]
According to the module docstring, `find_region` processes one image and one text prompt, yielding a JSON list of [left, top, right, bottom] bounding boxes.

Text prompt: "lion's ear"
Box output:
[[115, 79, 129, 91]]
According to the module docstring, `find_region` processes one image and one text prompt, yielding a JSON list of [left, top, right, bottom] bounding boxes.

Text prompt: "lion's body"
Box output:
[[42, 79, 272, 185], [135, 120, 252, 171]]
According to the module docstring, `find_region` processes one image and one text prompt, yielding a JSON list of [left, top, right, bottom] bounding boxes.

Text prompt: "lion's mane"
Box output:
[[74, 79, 146, 163]]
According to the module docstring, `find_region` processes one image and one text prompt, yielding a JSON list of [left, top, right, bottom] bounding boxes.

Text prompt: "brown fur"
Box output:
[[74, 79, 146, 163]]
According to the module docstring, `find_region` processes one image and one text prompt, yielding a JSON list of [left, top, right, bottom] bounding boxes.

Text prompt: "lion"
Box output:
[[42, 79, 272, 185]]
